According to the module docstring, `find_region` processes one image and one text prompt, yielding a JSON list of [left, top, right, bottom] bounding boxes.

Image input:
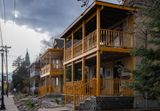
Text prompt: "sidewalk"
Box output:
[[38, 107, 70, 111], [1, 95, 19, 111]]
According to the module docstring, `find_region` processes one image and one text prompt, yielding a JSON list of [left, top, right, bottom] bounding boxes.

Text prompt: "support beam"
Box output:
[[64, 38, 66, 61], [71, 32, 74, 58], [72, 62, 74, 82], [82, 58, 85, 82], [97, 7, 101, 50], [63, 65, 67, 104], [82, 21, 85, 53], [96, 51, 101, 96], [64, 65, 66, 85], [129, 14, 135, 48]]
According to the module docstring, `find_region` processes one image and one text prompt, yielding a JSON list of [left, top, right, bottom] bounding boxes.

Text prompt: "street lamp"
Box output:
[[0, 48, 6, 110]]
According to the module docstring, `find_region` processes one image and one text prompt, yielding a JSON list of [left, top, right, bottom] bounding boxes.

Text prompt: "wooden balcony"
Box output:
[[64, 78, 133, 105], [39, 85, 54, 96], [41, 64, 63, 77], [65, 29, 134, 61]]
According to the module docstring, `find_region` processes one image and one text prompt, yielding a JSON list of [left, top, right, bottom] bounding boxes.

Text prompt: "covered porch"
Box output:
[[39, 74, 63, 96], [64, 52, 135, 104]]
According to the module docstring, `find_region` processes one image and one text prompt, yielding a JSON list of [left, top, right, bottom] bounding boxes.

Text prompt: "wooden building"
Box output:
[[61, 1, 137, 109], [39, 39, 64, 96], [29, 59, 41, 95]]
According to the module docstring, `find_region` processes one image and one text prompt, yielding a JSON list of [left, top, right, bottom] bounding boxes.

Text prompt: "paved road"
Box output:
[[0, 95, 19, 111]]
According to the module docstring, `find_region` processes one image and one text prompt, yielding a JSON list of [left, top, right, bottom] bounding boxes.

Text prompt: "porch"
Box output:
[[65, 29, 134, 61], [39, 75, 63, 96], [64, 52, 135, 105]]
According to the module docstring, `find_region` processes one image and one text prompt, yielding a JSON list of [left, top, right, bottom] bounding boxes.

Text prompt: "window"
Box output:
[[105, 68, 112, 79], [56, 77, 59, 86]]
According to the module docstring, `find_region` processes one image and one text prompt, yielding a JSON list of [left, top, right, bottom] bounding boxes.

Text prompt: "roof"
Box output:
[[53, 38, 64, 48], [40, 48, 63, 59], [60, 1, 137, 38]]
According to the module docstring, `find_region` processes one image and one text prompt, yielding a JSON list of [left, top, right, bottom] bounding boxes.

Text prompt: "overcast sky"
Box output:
[[0, 0, 118, 72]]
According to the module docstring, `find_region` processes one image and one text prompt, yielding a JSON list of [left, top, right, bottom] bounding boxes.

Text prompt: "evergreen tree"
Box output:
[[131, 0, 160, 99], [24, 49, 30, 67]]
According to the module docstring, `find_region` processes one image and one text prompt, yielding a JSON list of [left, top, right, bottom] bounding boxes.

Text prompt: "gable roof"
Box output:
[[60, 1, 137, 38], [53, 38, 64, 48]]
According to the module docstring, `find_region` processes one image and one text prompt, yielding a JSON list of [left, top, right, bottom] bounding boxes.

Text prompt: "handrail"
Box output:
[[100, 29, 134, 48], [74, 78, 96, 106]]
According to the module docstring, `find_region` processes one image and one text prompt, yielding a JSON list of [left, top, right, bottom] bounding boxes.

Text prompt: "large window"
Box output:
[[74, 63, 82, 81], [66, 66, 71, 82]]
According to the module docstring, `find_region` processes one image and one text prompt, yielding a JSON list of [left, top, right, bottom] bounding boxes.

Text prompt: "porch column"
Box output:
[[96, 51, 101, 96], [72, 62, 74, 82], [97, 7, 101, 50], [64, 38, 66, 61], [82, 21, 85, 53], [82, 57, 85, 82], [71, 32, 74, 58], [64, 65, 66, 86], [96, 6, 101, 96], [64, 65, 66, 105]]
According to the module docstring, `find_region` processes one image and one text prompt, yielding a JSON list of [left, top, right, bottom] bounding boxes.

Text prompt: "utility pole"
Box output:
[[4, 46, 11, 97], [0, 48, 6, 110]]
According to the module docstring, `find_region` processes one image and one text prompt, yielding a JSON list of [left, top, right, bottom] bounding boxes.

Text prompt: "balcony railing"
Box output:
[[73, 40, 82, 57], [65, 47, 71, 61], [84, 30, 97, 52], [102, 78, 133, 96], [100, 29, 134, 48], [41, 64, 63, 76], [65, 29, 134, 61], [39, 85, 54, 96]]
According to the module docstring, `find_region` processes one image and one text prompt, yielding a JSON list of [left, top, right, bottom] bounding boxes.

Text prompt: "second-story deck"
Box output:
[[62, 1, 136, 64], [41, 63, 63, 77], [65, 29, 134, 62]]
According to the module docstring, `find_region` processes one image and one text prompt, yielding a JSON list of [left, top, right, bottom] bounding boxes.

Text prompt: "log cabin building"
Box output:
[[39, 39, 64, 96], [61, 1, 137, 110]]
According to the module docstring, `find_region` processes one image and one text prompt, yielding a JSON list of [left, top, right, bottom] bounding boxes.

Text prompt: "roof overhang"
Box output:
[[60, 1, 137, 38]]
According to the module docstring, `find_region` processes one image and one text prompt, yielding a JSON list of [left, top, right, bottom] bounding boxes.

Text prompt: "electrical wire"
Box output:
[[13, 0, 16, 23], [2, 0, 6, 23]]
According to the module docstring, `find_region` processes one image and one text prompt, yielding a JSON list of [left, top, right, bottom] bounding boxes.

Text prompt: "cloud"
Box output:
[[1, 0, 118, 36]]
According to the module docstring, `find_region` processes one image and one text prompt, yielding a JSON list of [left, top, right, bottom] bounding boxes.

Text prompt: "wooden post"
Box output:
[[96, 6, 101, 96], [82, 21, 85, 53], [96, 51, 101, 96], [82, 57, 85, 95], [82, 58, 85, 82], [71, 32, 74, 58], [72, 62, 74, 82], [97, 7, 101, 50], [64, 38, 66, 61], [64, 65, 67, 105], [129, 14, 135, 48]]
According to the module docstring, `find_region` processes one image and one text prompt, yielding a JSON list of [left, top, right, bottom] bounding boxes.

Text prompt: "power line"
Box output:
[[0, 24, 3, 46], [2, 0, 6, 23], [13, 0, 16, 23]]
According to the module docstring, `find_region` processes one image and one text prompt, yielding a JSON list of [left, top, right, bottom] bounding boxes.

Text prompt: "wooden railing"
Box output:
[[75, 78, 97, 106], [73, 40, 82, 57], [64, 79, 97, 106], [65, 48, 71, 61], [84, 30, 97, 52], [64, 29, 134, 62], [101, 78, 133, 96], [100, 29, 134, 48], [39, 85, 54, 96], [41, 64, 63, 76]]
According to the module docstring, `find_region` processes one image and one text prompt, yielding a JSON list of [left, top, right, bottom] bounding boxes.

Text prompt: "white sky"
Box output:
[[0, 19, 50, 72], [0, 0, 119, 73]]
